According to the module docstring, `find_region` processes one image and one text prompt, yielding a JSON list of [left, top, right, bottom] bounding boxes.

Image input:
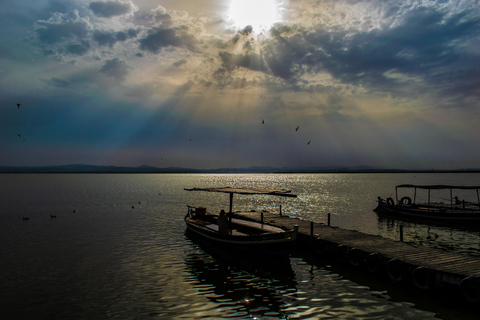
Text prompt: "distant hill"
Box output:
[[1, 164, 480, 173]]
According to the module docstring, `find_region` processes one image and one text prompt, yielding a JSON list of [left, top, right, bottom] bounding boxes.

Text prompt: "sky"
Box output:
[[1, 0, 480, 170]]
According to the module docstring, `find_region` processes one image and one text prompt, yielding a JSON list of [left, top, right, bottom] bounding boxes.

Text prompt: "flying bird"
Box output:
[[17, 134, 21, 138], [295, 126, 299, 132], [262, 119, 264, 124], [307, 140, 311, 145], [17, 103, 20, 109]]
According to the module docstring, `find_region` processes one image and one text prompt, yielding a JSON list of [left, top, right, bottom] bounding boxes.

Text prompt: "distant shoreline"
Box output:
[[1, 164, 480, 174]]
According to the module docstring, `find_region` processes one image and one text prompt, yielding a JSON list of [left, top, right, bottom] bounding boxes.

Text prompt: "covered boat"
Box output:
[[184, 187, 298, 255], [375, 184, 480, 225]]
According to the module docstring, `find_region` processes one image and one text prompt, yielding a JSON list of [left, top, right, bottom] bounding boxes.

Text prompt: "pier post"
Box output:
[[280, 205, 282, 217], [328, 213, 331, 226], [261, 211, 264, 224], [399, 225, 404, 242]]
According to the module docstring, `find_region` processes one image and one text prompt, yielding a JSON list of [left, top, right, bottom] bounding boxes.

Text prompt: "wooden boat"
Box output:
[[375, 184, 480, 225], [184, 187, 298, 255]]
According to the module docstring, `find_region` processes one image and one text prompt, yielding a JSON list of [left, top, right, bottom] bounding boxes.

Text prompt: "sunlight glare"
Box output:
[[227, 0, 280, 33]]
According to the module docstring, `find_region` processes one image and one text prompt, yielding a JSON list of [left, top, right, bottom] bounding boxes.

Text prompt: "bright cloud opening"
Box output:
[[227, 0, 281, 33]]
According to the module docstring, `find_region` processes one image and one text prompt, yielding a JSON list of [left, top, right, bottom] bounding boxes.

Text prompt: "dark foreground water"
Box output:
[[1, 173, 480, 319]]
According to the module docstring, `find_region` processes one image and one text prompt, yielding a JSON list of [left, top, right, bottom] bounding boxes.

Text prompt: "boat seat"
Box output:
[[206, 224, 247, 236]]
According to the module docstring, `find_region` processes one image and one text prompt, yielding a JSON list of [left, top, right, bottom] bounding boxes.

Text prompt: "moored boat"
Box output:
[[375, 184, 480, 226], [184, 187, 298, 255]]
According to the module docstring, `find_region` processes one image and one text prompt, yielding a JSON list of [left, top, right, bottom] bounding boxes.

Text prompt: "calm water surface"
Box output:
[[1, 173, 479, 319]]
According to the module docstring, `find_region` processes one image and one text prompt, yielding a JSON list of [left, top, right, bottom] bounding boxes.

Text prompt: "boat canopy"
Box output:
[[185, 186, 297, 215], [184, 187, 297, 197], [396, 185, 480, 190]]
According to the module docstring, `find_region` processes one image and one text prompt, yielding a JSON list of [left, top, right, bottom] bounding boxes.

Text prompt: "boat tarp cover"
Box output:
[[184, 187, 297, 197], [396, 184, 480, 190]]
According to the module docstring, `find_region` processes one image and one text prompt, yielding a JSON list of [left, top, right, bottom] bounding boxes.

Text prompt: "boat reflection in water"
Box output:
[[184, 231, 297, 319]]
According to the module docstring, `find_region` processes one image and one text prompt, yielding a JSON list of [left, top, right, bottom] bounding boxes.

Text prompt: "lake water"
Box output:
[[1, 173, 480, 319]]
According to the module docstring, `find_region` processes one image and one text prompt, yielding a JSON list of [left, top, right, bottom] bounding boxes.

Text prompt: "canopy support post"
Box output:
[[227, 192, 234, 224], [395, 186, 398, 205], [450, 188, 453, 211], [477, 189, 480, 211], [428, 189, 431, 212]]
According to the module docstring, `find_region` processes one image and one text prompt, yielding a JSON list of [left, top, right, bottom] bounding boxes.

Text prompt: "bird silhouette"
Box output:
[[17, 134, 21, 138], [262, 119, 264, 124], [307, 140, 311, 145], [295, 126, 299, 132], [17, 103, 20, 109]]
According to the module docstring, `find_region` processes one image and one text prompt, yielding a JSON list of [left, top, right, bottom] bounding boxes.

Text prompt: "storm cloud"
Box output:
[[89, 0, 138, 18], [100, 58, 131, 80]]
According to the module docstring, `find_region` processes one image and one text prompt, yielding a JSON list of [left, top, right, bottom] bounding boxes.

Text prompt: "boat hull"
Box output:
[[185, 217, 297, 256]]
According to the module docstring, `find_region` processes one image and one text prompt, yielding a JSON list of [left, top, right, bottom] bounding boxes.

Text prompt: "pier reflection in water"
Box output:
[[184, 233, 438, 319], [377, 216, 480, 257]]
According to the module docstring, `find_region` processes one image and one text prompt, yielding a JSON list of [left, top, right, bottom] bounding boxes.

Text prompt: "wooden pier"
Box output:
[[234, 210, 480, 304]]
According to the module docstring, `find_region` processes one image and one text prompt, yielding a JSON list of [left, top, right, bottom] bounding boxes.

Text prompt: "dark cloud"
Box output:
[[239, 25, 253, 36], [93, 28, 139, 46], [321, 7, 480, 103], [100, 58, 131, 80], [66, 41, 90, 55], [138, 26, 197, 53], [174, 59, 187, 67], [49, 77, 73, 88], [262, 27, 309, 80], [89, 0, 137, 18], [93, 30, 117, 47], [151, 5, 173, 27], [34, 10, 90, 45], [260, 7, 480, 105], [219, 51, 268, 72], [115, 31, 128, 41]]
